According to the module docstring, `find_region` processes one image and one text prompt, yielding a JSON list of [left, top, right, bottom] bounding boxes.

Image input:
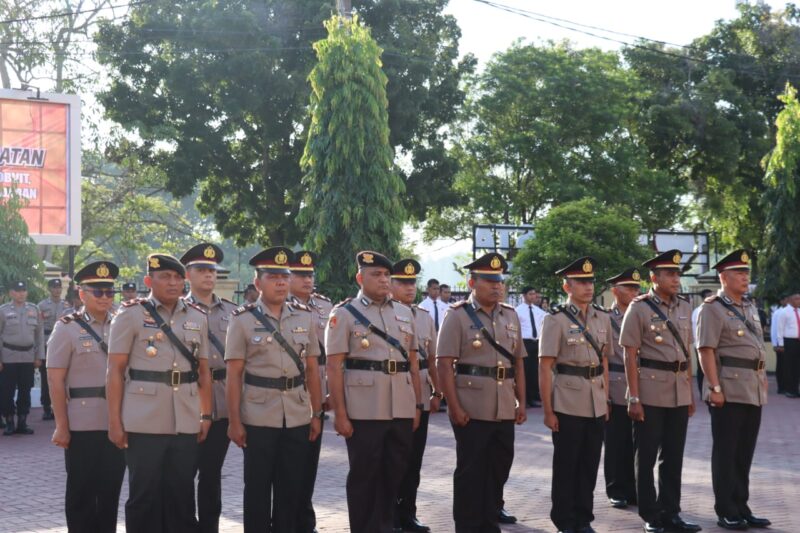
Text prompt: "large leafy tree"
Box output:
[[95, 0, 472, 246], [0, 195, 45, 301], [300, 15, 403, 299]]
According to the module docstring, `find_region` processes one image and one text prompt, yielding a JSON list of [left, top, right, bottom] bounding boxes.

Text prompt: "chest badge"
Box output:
[[737, 329, 745, 337], [145, 339, 158, 357], [472, 335, 483, 349], [654, 334, 664, 344], [361, 337, 370, 349]]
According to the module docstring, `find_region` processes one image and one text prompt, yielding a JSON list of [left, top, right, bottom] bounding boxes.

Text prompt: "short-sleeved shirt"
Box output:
[[38, 298, 68, 338], [608, 303, 627, 406], [0, 302, 44, 363], [46, 309, 112, 431], [225, 301, 320, 428], [412, 305, 437, 411], [539, 302, 610, 418], [696, 290, 768, 406], [108, 296, 209, 435], [436, 296, 525, 422], [619, 290, 693, 408], [325, 291, 418, 421], [185, 293, 237, 420], [291, 293, 333, 399]]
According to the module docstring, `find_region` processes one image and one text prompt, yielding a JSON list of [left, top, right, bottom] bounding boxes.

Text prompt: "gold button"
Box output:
[[173, 387, 179, 391], [651, 375, 655, 379], [81, 400, 86, 406], [591, 379, 595, 384], [139, 387, 144, 392], [212, 354, 218, 359], [468, 381, 472, 386]]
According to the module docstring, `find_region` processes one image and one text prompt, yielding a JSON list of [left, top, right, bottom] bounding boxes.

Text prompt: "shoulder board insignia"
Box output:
[[312, 292, 331, 302], [232, 302, 257, 316], [333, 297, 354, 309], [633, 294, 650, 302], [704, 295, 719, 304], [185, 301, 208, 315], [677, 294, 689, 302], [550, 304, 564, 315], [499, 302, 514, 309], [289, 302, 311, 312], [450, 300, 468, 309], [592, 303, 609, 312], [121, 297, 148, 308], [59, 312, 80, 324]]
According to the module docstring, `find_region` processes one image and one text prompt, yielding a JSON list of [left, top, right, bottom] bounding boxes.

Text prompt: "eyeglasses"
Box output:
[[88, 288, 115, 298]]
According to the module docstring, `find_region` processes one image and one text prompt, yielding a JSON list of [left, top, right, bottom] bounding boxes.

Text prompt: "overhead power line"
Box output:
[[0, 0, 157, 25]]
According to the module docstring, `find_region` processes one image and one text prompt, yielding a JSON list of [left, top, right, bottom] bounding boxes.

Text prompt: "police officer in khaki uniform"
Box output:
[[47, 261, 126, 532], [392, 258, 441, 533], [225, 247, 323, 533], [121, 282, 138, 303], [39, 277, 67, 420], [107, 253, 213, 533], [619, 250, 700, 533], [326, 251, 423, 533], [696, 250, 771, 530], [0, 280, 44, 435], [180, 243, 238, 533], [539, 257, 610, 533], [437, 252, 526, 533], [604, 267, 642, 509], [289, 250, 333, 533]]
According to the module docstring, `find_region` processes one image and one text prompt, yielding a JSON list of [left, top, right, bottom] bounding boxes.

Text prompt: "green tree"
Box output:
[[0, 195, 45, 301], [760, 83, 800, 301], [299, 15, 403, 299], [512, 198, 650, 298]]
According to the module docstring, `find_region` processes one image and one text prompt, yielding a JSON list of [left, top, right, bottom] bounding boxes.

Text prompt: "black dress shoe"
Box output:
[[497, 508, 517, 524], [717, 517, 748, 530], [609, 497, 628, 509], [399, 516, 431, 532], [663, 515, 701, 532], [578, 526, 597, 533], [42, 410, 54, 421], [643, 523, 665, 533], [784, 392, 799, 398], [557, 529, 576, 533], [744, 514, 771, 528]]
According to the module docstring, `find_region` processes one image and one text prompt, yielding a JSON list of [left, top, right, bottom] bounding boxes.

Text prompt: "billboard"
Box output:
[[0, 89, 81, 245]]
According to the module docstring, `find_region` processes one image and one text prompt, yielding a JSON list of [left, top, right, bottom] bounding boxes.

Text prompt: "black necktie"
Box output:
[[434, 301, 440, 331], [529, 305, 537, 339]]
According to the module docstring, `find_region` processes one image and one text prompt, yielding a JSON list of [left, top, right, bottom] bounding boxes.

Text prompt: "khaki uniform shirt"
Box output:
[[619, 290, 693, 408], [38, 298, 68, 340], [225, 301, 320, 428], [46, 309, 112, 431], [412, 305, 437, 411], [0, 302, 44, 363], [608, 303, 627, 406], [185, 293, 237, 420], [108, 296, 209, 435], [291, 293, 333, 399], [539, 302, 610, 418], [436, 296, 525, 422], [325, 291, 418, 421], [696, 290, 768, 406]]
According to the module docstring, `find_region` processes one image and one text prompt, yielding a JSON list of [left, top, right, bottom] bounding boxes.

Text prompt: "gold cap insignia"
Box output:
[[632, 270, 641, 281], [582, 260, 593, 273], [490, 256, 501, 269], [362, 253, 374, 264], [741, 251, 750, 263], [300, 253, 313, 266], [672, 252, 681, 264], [149, 256, 160, 269], [404, 262, 415, 275], [96, 263, 110, 278], [275, 251, 288, 265], [203, 246, 215, 259]]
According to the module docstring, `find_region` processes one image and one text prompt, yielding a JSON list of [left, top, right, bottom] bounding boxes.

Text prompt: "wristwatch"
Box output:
[[709, 384, 722, 394], [430, 390, 444, 400], [627, 396, 640, 405], [415, 403, 425, 411], [313, 410, 325, 420], [200, 414, 212, 421]]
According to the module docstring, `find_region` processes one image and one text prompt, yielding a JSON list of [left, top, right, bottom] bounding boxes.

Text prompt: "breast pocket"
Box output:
[[245, 386, 268, 404], [183, 332, 202, 350], [345, 372, 375, 388], [455, 375, 484, 390], [292, 333, 310, 352]]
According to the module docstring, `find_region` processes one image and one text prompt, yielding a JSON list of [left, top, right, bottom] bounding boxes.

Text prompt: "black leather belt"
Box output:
[[608, 363, 625, 373], [720, 356, 765, 371], [418, 359, 429, 370], [345, 358, 410, 374], [69, 386, 106, 399], [556, 363, 602, 379], [244, 372, 305, 390], [639, 358, 688, 372], [456, 363, 515, 380], [211, 368, 227, 381], [2, 342, 33, 351], [129, 368, 198, 386]]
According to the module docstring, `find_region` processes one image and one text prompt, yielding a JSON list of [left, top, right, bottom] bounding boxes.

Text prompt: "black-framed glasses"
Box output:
[[88, 288, 115, 298]]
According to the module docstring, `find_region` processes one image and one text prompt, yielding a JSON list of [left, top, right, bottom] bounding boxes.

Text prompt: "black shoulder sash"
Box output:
[[247, 306, 305, 374], [641, 298, 691, 361], [72, 314, 108, 355], [558, 304, 604, 363], [139, 300, 199, 373], [343, 303, 409, 361], [461, 303, 516, 363]]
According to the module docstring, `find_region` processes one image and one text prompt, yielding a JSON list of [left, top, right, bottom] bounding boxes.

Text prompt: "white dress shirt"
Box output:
[[770, 305, 786, 345], [419, 296, 449, 330], [691, 305, 702, 345], [776, 304, 799, 347], [515, 302, 546, 340]]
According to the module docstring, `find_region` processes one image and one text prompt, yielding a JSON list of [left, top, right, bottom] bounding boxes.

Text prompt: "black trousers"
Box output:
[[633, 405, 689, 524], [65, 430, 126, 533], [346, 418, 413, 533], [784, 338, 800, 394], [196, 419, 230, 533], [297, 418, 325, 533], [0, 362, 34, 416], [523, 339, 540, 402], [125, 432, 199, 533], [452, 419, 514, 533], [243, 423, 310, 533], [710, 403, 762, 519], [397, 410, 430, 521], [776, 349, 787, 393], [39, 365, 51, 411], [550, 412, 604, 531], [604, 403, 636, 502]]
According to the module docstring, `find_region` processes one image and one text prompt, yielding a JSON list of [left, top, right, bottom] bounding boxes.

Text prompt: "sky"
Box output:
[[412, 0, 786, 286]]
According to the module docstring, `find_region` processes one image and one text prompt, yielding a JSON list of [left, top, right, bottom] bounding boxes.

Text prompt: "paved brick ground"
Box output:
[[1, 379, 797, 532]]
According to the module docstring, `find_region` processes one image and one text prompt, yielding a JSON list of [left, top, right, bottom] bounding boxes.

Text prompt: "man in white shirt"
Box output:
[[515, 286, 546, 408], [775, 292, 800, 397], [692, 289, 713, 393], [419, 278, 449, 332], [770, 295, 790, 394]]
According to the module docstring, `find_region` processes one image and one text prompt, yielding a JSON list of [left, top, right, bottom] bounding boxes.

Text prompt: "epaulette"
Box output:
[[333, 297, 354, 309], [592, 303, 609, 313], [550, 304, 564, 315], [416, 306, 429, 314], [288, 301, 311, 312], [121, 297, 148, 308], [185, 300, 208, 315], [232, 302, 257, 316], [633, 294, 650, 303], [59, 311, 81, 324], [704, 295, 719, 304], [500, 302, 514, 309], [677, 294, 689, 302], [312, 292, 331, 302], [450, 300, 468, 309]]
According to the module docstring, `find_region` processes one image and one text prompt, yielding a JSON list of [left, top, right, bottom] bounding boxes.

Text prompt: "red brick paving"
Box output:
[[1, 380, 798, 532]]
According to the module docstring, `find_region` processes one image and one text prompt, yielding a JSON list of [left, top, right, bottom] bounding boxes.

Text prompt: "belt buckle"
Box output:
[[171, 369, 181, 388], [386, 359, 397, 375], [284, 376, 295, 390], [757, 360, 766, 371], [496, 366, 506, 381], [588, 365, 598, 378], [674, 361, 682, 373]]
